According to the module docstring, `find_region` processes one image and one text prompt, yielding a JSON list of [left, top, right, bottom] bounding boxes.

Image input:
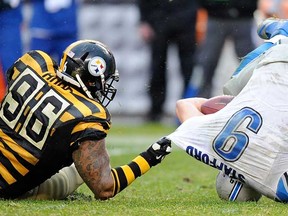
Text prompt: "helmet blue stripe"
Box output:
[[229, 181, 243, 201]]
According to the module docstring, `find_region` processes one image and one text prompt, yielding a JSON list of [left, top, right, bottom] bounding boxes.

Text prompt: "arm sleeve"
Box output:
[[111, 154, 152, 196]]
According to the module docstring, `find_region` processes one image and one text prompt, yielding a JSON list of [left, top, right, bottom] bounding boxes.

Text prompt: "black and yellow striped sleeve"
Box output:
[[111, 154, 152, 196]]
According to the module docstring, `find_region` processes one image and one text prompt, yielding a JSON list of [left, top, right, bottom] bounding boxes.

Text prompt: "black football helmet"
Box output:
[[57, 40, 119, 107]]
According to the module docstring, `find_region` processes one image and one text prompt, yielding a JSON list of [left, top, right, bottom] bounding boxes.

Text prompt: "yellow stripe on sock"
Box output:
[[132, 156, 151, 175], [121, 165, 135, 185], [111, 169, 121, 194], [110, 172, 116, 195]]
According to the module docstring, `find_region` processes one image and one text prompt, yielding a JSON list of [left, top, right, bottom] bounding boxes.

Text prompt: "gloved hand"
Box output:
[[140, 137, 172, 166]]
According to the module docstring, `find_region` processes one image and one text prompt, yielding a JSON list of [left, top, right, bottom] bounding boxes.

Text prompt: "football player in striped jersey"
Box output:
[[0, 40, 171, 200]]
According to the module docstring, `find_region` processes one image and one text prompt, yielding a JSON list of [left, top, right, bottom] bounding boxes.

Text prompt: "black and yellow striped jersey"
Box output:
[[0, 50, 111, 198]]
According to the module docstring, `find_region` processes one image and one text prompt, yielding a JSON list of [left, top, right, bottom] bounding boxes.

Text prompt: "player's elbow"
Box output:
[[94, 190, 114, 200], [92, 180, 115, 200], [176, 99, 186, 112], [176, 99, 193, 114]]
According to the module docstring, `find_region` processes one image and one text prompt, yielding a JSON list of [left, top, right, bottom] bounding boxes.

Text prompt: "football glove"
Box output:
[[140, 137, 172, 166]]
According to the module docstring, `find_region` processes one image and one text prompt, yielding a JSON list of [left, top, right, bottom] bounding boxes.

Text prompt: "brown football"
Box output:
[[201, 95, 234, 115]]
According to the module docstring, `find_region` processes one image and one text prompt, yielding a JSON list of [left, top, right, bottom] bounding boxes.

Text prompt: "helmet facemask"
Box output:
[[83, 69, 119, 107]]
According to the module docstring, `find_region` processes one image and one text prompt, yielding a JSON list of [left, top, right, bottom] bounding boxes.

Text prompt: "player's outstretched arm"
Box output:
[[176, 98, 207, 123], [72, 137, 172, 200], [72, 139, 114, 200]]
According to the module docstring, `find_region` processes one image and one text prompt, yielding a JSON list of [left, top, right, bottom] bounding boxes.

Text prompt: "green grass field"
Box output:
[[1, 123, 288, 216]]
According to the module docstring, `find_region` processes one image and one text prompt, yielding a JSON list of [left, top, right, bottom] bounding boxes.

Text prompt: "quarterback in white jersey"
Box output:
[[168, 19, 288, 203]]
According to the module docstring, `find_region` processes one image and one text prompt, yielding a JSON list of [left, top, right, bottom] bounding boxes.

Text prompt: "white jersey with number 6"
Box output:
[[168, 43, 288, 202]]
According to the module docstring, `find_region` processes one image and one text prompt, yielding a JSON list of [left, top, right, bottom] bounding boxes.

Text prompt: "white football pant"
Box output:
[[19, 164, 83, 200]]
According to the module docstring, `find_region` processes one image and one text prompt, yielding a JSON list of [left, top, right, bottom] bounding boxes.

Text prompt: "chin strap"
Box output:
[[57, 70, 93, 99], [75, 74, 94, 99], [57, 70, 101, 101], [56, 70, 81, 88]]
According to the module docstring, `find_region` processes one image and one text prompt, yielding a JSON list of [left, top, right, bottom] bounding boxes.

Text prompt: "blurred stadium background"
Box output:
[[22, 0, 239, 125]]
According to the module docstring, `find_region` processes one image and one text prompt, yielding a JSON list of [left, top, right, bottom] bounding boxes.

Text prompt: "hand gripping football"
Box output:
[[201, 95, 234, 115]]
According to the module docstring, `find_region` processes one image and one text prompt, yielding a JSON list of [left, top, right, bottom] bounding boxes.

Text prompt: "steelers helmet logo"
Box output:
[[88, 56, 107, 77]]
